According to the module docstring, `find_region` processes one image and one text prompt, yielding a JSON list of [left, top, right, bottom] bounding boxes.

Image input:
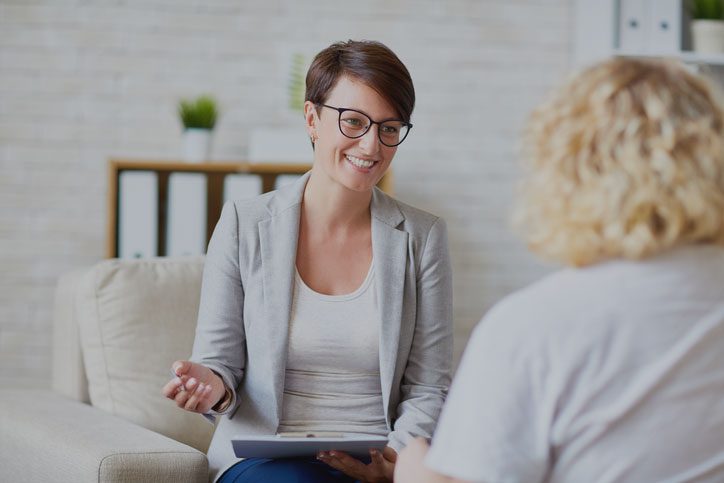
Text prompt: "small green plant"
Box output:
[[689, 0, 724, 20], [178, 95, 218, 130], [288, 53, 307, 112]]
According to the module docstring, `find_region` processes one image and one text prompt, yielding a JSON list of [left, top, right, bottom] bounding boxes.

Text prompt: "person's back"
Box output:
[[395, 57, 724, 483], [480, 244, 724, 482]]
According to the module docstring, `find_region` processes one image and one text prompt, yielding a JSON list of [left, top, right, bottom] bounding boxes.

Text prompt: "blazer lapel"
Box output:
[[258, 173, 309, 423], [371, 189, 407, 422]]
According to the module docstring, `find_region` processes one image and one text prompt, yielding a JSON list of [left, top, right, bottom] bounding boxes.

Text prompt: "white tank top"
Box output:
[[278, 261, 388, 436]]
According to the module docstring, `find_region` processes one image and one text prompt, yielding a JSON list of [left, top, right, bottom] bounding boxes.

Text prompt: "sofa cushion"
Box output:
[[75, 257, 214, 453], [52, 267, 91, 403], [0, 389, 208, 483]]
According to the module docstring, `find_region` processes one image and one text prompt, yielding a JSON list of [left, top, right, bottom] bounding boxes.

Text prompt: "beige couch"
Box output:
[[0, 258, 215, 482]]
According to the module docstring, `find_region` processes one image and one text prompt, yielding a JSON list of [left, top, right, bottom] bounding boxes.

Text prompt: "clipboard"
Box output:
[[231, 433, 388, 459]]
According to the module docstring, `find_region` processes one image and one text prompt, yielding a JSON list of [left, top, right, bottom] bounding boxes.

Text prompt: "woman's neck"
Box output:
[[302, 168, 372, 231]]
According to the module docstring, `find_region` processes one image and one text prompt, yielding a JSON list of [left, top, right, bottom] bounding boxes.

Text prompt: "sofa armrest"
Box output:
[[0, 389, 208, 483]]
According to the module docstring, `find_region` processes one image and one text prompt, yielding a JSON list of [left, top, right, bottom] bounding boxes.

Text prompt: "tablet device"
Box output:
[[232, 433, 388, 459]]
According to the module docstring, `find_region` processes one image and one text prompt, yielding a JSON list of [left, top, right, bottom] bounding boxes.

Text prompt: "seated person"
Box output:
[[395, 57, 724, 482], [162, 39, 453, 483]]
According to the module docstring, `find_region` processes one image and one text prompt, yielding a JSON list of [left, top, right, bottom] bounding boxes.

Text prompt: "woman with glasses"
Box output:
[[162, 40, 452, 483], [395, 58, 724, 482]]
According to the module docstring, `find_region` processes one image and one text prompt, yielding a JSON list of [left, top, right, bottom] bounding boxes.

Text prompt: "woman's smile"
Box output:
[[345, 154, 378, 172]]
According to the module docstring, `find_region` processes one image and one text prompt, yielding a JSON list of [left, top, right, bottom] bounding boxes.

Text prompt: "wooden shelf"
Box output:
[[110, 159, 314, 174]]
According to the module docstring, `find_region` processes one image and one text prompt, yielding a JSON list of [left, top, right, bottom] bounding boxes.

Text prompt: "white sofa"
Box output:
[[0, 257, 215, 482]]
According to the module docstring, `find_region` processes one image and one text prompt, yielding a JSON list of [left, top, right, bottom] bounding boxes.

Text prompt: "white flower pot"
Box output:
[[182, 128, 212, 162], [691, 20, 724, 54]]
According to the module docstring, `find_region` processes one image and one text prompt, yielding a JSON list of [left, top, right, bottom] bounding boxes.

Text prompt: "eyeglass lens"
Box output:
[[338, 110, 410, 147]]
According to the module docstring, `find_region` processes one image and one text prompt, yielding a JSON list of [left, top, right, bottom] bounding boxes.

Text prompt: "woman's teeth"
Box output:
[[346, 155, 375, 169]]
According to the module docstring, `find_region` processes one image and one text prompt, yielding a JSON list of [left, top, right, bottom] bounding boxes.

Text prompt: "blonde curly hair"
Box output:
[[514, 57, 724, 267]]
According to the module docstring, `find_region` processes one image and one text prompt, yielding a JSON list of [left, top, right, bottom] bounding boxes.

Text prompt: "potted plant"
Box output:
[[690, 0, 724, 53], [178, 95, 218, 162]]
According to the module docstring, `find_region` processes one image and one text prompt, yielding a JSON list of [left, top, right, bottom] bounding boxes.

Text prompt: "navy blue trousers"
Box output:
[[217, 457, 360, 483]]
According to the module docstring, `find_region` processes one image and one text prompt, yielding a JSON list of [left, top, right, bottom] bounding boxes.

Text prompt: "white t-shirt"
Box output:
[[426, 245, 724, 483]]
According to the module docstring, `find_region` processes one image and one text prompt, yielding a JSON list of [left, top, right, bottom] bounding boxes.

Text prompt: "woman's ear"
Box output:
[[304, 101, 318, 141]]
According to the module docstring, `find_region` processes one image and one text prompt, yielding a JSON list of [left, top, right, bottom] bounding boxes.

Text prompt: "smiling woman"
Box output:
[[161, 40, 453, 483]]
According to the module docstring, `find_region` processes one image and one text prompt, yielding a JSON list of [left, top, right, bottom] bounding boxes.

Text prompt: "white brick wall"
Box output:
[[0, 0, 571, 388]]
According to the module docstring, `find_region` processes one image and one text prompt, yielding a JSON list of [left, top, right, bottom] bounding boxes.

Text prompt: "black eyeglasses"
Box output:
[[318, 104, 412, 147]]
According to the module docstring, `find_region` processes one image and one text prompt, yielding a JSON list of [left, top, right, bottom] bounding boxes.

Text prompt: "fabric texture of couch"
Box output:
[[0, 257, 214, 482]]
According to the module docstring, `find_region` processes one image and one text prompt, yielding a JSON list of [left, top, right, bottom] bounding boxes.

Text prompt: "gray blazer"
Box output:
[[191, 172, 452, 479]]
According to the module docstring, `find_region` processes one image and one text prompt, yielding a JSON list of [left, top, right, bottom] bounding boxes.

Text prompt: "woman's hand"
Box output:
[[317, 446, 397, 483], [161, 360, 227, 413]]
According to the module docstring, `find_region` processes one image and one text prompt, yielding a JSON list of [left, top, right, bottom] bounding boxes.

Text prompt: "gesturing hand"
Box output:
[[317, 446, 397, 483], [161, 360, 227, 414]]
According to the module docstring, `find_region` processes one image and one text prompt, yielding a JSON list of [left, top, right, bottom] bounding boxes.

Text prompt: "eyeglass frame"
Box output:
[[317, 104, 413, 147]]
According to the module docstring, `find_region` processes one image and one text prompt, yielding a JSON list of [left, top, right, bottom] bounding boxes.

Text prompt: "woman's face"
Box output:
[[305, 75, 398, 193]]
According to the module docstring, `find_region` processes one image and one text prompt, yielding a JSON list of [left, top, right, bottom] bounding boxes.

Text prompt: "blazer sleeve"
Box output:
[[388, 217, 453, 452], [190, 201, 246, 415]]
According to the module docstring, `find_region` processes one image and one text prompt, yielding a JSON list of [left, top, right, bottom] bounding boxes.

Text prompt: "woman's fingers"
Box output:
[[184, 381, 215, 412], [195, 384, 212, 413], [161, 377, 182, 399], [174, 384, 190, 406], [196, 385, 214, 413], [382, 446, 398, 463], [185, 377, 197, 392], [172, 377, 194, 405], [184, 382, 203, 411], [163, 362, 222, 413], [172, 360, 191, 377], [317, 451, 369, 480], [371, 448, 385, 466], [163, 361, 192, 403], [372, 448, 396, 481]]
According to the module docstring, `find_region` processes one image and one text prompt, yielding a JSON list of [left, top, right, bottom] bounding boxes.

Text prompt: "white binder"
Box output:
[[618, 0, 648, 53], [166, 173, 206, 257], [646, 0, 681, 54], [118, 171, 157, 259], [618, 0, 682, 54]]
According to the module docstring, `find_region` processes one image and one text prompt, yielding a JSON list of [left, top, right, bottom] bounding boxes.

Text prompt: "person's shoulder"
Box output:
[[225, 191, 278, 220], [219, 194, 272, 233], [397, 198, 441, 227], [373, 188, 444, 233], [224, 173, 308, 227], [224, 180, 304, 227], [478, 265, 622, 340]]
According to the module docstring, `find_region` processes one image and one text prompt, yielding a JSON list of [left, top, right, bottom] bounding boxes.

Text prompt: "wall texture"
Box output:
[[0, 0, 571, 388]]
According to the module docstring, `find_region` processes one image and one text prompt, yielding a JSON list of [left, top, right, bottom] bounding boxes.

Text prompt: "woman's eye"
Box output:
[[381, 125, 399, 134], [343, 118, 364, 127]]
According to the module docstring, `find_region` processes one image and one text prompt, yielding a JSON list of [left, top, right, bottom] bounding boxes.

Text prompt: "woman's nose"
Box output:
[[358, 125, 380, 154]]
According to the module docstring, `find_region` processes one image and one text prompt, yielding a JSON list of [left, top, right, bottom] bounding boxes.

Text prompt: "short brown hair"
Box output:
[[305, 40, 415, 122], [514, 57, 724, 266]]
